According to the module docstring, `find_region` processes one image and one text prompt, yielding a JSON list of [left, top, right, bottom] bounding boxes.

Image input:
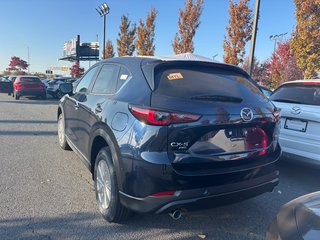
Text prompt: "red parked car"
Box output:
[[13, 76, 46, 100]]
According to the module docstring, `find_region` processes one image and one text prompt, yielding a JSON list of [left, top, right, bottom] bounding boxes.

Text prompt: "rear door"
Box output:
[[270, 83, 320, 157], [77, 64, 120, 157], [150, 62, 278, 174]]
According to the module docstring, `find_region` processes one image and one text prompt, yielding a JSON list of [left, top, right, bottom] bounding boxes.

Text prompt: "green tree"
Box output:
[[135, 8, 158, 56], [172, 0, 204, 54], [117, 15, 136, 57], [291, 0, 320, 78], [223, 0, 252, 65]]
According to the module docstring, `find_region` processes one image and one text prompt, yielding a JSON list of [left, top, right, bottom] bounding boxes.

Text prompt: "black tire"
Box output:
[[41, 94, 47, 100], [57, 114, 71, 150], [94, 147, 131, 223]]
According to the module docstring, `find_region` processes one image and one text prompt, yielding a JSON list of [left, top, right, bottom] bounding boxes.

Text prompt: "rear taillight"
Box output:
[[273, 109, 281, 150], [273, 108, 281, 121], [15, 82, 24, 90], [129, 106, 201, 126], [245, 128, 269, 156]]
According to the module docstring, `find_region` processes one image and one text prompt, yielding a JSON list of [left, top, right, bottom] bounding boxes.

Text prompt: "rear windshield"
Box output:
[[154, 65, 264, 100], [20, 77, 41, 82], [270, 84, 320, 106]]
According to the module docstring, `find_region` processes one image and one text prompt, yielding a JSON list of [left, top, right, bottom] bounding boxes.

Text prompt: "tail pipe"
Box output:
[[169, 209, 182, 220]]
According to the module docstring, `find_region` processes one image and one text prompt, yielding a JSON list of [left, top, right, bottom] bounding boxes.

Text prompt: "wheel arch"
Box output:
[[89, 123, 123, 191]]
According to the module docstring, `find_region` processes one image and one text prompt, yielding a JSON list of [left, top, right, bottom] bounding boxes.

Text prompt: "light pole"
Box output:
[[269, 32, 287, 80], [27, 46, 30, 73], [248, 0, 260, 77], [269, 32, 288, 57], [96, 3, 110, 60]]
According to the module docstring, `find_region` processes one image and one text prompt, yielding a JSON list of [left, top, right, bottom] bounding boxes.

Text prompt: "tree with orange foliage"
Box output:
[[135, 8, 158, 56], [291, 0, 320, 78], [172, 0, 204, 54], [117, 15, 136, 57], [223, 0, 252, 65], [104, 40, 115, 59]]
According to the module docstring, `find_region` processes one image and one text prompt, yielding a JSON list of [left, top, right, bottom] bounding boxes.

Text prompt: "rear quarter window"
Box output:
[[270, 84, 320, 106]]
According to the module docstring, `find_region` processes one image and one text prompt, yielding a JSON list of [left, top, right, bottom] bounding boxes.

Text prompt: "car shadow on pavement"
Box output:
[[0, 207, 271, 240], [0, 96, 59, 105], [0, 120, 57, 124], [0, 162, 318, 240], [0, 130, 57, 136]]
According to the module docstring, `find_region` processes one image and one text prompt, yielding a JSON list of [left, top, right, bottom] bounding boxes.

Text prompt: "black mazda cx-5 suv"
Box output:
[[57, 56, 281, 223]]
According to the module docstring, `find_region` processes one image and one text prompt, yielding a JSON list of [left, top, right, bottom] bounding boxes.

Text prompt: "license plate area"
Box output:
[[284, 118, 307, 132]]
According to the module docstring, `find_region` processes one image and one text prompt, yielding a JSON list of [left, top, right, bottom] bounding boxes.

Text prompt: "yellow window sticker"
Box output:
[[120, 74, 128, 80], [167, 73, 183, 80]]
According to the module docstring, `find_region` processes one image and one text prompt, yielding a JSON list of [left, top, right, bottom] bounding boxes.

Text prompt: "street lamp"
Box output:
[[26, 45, 30, 73], [96, 3, 110, 59], [269, 32, 288, 56]]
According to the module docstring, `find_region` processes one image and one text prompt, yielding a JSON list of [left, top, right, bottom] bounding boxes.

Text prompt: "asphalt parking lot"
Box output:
[[0, 93, 319, 240]]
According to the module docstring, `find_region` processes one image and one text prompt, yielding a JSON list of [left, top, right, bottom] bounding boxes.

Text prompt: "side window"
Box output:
[[75, 66, 98, 93], [116, 67, 131, 91], [91, 64, 119, 94]]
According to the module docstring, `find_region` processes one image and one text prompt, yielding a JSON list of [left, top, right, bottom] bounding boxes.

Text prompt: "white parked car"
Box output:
[[270, 80, 320, 167]]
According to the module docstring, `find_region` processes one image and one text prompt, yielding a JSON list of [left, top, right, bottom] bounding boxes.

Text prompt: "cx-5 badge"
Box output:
[[240, 108, 254, 122]]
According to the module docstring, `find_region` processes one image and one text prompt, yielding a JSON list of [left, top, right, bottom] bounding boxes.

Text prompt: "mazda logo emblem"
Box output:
[[240, 108, 254, 121], [291, 106, 301, 114]]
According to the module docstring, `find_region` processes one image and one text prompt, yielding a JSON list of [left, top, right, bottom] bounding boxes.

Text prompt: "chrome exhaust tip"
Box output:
[[169, 209, 182, 220]]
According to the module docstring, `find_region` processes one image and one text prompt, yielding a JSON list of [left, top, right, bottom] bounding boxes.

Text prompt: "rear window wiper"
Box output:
[[271, 98, 304, 104], [190, 95, 243, 103]]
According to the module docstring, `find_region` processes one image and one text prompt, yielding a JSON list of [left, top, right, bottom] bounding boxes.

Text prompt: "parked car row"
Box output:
[[0, 76, 78, 100]]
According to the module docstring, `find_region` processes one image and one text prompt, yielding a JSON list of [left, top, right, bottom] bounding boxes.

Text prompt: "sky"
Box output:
[[0, 0, 296, 75]]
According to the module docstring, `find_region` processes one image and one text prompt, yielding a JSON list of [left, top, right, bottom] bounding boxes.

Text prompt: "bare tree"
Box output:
[[172, 0, 204, 54], [135, 8, 158, 56], [117, 15, 136, 57]]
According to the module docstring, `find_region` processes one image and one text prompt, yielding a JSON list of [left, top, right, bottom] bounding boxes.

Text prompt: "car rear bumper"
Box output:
[[281, 149, 320, 168], [16, 89, 46, 96], [279, 135, 320, 166], [119, 170, 279, 214]]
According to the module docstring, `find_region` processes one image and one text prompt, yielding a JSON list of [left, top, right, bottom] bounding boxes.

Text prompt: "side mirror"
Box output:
[[59, 83, 73, 95]]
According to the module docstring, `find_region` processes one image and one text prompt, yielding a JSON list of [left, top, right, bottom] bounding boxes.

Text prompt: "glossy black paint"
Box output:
[[58, 57, 281, 214], [267, 191, 320, 240]]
